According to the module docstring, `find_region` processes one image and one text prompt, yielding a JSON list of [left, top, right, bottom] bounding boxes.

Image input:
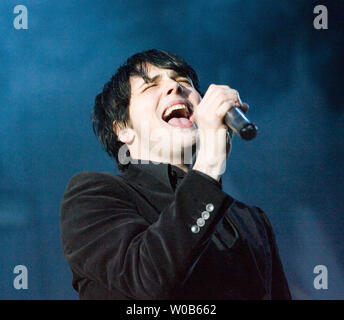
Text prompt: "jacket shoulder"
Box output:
[[66, 171, 121, 187], [230, 200, 272, 228], [61, 171, 131, 204], [231, 199, 262, 214]]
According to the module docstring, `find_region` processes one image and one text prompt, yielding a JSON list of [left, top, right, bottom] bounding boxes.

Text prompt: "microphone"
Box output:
[[224, 107, 258, 140]]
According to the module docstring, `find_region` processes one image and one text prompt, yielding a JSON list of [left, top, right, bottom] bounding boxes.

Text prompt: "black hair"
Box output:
[[92, 49, 203, 171]]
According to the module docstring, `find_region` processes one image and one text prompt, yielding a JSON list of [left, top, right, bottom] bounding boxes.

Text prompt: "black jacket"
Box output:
[[60, 161, 291, 300]]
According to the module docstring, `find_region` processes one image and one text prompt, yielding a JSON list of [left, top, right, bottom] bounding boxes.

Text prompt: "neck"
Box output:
[[128, 148, 194, 173]]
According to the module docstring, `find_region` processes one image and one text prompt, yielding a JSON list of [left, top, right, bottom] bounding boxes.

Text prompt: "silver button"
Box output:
[[197, 218, 205, 227], [201, 211, 210, 220], [206, 203, 214, 212], [191, 225, 200, 233]]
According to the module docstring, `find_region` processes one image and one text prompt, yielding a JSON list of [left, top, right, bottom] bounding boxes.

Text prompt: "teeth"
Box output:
[[163, 104, 189, 119]]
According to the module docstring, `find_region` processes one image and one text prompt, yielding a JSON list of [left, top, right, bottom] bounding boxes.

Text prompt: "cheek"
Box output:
[[189, 91, 201, 106], [129, 97, 153, 120], [128, 101, 159, 136]]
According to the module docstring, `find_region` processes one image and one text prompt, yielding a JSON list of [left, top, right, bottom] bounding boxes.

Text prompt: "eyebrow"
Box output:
[[138, 70, 185, 89]]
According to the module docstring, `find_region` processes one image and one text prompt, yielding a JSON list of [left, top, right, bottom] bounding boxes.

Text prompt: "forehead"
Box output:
[[130, 64, 184, 86]]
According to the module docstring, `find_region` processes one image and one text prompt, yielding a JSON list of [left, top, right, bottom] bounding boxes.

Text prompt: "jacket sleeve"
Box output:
[[257, 208, 292, 300], [60, 170, 234, 299]]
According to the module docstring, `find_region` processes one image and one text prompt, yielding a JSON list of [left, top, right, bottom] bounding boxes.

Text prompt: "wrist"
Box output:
[[192, 149, 226, 181], [192, 127, 228, 180]]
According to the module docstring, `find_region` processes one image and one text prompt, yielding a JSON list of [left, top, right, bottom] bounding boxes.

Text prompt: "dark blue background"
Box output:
[[0, 0, 343, 299]]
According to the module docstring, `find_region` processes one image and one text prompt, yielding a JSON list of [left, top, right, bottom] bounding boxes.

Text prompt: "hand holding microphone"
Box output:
[[194, 84, 257, 140], [192, 84, 257, 180]]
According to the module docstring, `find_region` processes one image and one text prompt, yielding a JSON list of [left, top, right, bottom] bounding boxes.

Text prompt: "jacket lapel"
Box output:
[[119, 164, 175, 224]]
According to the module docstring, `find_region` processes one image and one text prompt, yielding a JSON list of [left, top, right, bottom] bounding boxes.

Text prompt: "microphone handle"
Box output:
[[224, 107, 258, 141]]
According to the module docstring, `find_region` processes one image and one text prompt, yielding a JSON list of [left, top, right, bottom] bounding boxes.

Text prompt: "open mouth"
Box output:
[[162, 103, 194, 128]]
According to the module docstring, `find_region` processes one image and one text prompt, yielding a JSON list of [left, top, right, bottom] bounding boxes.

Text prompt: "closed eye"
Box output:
[[177, 78, 192, 86], [142, 83, 157, 92]]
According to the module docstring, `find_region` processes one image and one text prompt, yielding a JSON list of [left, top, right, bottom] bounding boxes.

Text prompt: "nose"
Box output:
[[164, 79, 183, 96]]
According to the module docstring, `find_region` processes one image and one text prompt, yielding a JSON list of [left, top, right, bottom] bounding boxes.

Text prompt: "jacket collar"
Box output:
[[120, 159, 187, 194], [118, 160, 185, 223], [119, 159, 223, 224]]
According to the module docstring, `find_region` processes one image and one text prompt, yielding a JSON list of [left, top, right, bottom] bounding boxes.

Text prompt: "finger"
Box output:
[[225, 91, 248, 114], [224, 89, 241, 106], [200, 84, 220, 104], [215, 101, 237, 117], [216, 100, 249, 118], [239, 102, 249, 114]]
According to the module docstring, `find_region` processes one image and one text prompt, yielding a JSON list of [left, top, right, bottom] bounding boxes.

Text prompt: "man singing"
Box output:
[[60, 49, 291, 300]]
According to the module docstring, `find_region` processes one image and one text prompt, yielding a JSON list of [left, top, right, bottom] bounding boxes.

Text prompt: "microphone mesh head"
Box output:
[[239, 124, 258, 140]]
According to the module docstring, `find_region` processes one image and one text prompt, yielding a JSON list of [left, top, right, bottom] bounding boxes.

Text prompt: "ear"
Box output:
[[113, 120, 135, 144]]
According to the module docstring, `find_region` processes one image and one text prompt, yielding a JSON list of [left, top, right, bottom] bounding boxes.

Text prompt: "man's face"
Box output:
[[123, 63, 202, 163]]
